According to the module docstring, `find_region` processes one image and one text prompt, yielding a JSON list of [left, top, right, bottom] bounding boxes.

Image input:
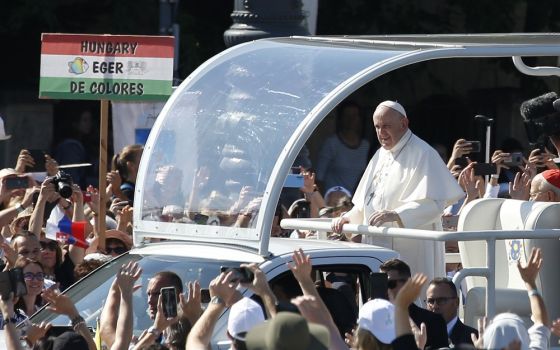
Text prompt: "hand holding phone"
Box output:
[[220, 266, 254, 283], [466, 141, 481, 153], [160, 287, 178, 318], [200, 288, 211, 303], [5, 176, 29, 190], [0, 268, 27, 300], [26, 149, 47, 172]]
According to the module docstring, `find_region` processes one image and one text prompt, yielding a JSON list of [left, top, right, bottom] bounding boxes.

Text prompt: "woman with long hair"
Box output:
[[108, 144, 143, 202]]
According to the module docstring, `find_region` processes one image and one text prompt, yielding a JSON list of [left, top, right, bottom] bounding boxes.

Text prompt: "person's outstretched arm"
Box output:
[[186, 271, 239, 350], [393, 273, 428, 350], [288, 248, 346, 350], [111, 261, 142, 350], [42, 288, 97, 350]]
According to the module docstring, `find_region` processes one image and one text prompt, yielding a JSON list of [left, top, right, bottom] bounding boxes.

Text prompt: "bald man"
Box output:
[[332, 101, 463, 280], [529, 169, 560, 202]]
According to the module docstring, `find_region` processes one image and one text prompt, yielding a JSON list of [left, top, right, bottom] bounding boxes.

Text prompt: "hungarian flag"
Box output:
[[46, 206, 89, 249]]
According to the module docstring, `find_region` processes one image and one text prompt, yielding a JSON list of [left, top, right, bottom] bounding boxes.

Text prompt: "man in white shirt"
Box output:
[[332, 100, 463, 280]]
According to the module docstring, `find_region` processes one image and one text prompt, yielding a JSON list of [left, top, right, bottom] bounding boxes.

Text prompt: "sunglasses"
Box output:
[[426, 297, 456, 306], [105, 246, 127, 255], [40, 241, 58, 251], [24, 272, 45, 281], [387, 278, 408, 289]]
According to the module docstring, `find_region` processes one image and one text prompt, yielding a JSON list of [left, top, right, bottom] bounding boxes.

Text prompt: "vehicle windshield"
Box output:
[[29, 253, 246, 335]]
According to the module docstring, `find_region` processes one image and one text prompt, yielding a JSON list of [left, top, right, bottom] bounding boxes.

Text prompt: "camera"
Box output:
[[51, 171, 74, 199], [520, 92, 560, 149]]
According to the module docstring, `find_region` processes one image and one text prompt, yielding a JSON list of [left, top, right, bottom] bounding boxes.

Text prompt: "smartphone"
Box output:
[[5, 176, 29, 190], [0, 268, 27, 300], [454, 156, 469, 168], [200, 288, 211, 303], [220, 266, 254, 283], [466, 141, 481, 153], [26, 149, 46, 172], [504, 152, 523, 167], [160, 287, 178, 318], [296, 201, 311, 219], [193, 213, 209, 225], [473, 163, 497, 176], [284, 174, 304, 188], [370, 272, 388, 300], [291, 166, 301, 174]]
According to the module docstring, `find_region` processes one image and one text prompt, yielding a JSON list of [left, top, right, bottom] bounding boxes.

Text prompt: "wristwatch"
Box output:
[[147, 326, 162, 338], [210, 295, 225, 305], [3, 315, 18, 325], [15, 203, 25, 214]]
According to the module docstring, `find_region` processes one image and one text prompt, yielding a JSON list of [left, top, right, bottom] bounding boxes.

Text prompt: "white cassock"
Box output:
[[344, 129, 464, 280]]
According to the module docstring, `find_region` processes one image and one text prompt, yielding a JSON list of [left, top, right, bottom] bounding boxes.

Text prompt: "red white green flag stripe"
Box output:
[[40, 33, 174, 101]]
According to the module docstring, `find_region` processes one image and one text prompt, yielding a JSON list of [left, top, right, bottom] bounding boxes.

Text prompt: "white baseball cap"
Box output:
[[357, 298, 396, 345], [227, 297, 265, 340]]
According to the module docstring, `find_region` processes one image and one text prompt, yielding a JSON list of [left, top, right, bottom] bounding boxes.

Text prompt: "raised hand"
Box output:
[[287, 248, 312, 283], [458, 164, 479, 200], [115, 261, 142, 296], [300, 169, 316, 194], [410, 320, 427, 350], [209, 271, 240, 307], [394, 273, 427, 308], [517, 247, 542, 288], [508, 170, 531, 200], [42, 288, 79, 317], [470, 316, 488, 349], [15, 149, 34, 174], [450, 139, 472, 162], [179, 280, 202, 325], [26, 321, 52, 344]]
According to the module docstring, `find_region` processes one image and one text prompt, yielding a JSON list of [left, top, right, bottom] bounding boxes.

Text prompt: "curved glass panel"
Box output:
[[139, 38, 409, 239]]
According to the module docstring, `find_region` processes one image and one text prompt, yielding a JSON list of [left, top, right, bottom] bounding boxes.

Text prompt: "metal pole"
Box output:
[[486, 239, 496, 318], [485, 123, 491, 183]]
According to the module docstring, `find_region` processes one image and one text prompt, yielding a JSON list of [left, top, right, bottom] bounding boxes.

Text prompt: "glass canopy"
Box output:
[[134, 34, 560, 249], [136, 38, 410, 240]]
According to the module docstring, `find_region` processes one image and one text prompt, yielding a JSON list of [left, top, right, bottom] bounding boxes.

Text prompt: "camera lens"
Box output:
[[57, 182, 73, 198]]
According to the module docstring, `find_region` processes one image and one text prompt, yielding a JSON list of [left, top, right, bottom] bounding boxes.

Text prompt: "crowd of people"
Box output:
[[1, 90, 560, 349]]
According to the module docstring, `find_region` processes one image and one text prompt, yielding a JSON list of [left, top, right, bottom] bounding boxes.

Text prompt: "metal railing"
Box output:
[[280, 217, 560, 318]]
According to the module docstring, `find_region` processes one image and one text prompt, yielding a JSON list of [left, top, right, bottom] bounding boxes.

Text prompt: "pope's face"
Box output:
[[373, 106, 408, 150]]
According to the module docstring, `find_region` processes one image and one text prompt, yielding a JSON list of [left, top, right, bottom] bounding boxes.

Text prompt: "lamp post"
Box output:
[[224, 0, 310, 48]]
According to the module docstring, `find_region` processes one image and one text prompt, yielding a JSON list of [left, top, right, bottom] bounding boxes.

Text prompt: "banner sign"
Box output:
[[39, 33, 174, 101]]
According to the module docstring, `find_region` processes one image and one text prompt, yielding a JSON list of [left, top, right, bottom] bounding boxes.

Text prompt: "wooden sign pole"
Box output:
[[98, 99, 108, 251]]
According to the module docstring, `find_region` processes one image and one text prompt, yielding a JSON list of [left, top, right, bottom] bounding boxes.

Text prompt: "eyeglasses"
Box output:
[[24, 272, 45, 281], [40, 241, 58, 251], [387, 278, 408, 289], [529, 191, 546, 200], [105, 246, 127, 255], [425, 297, 456, 306]]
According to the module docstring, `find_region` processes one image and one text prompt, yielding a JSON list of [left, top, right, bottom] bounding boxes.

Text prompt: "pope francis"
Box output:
[[332, 100, 464, 280]]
